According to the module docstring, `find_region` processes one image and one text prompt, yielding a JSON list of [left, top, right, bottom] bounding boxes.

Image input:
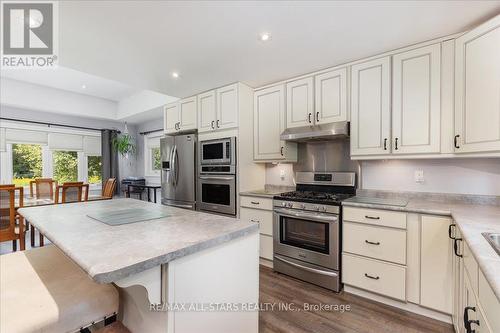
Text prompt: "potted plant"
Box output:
[[112, 133, 136, 158]]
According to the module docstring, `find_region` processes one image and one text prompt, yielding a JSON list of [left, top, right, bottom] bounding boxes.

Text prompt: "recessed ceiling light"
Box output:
[[172, 72, 179, 79], [259, 33, 271, 41], [81, 84, 87, 89]]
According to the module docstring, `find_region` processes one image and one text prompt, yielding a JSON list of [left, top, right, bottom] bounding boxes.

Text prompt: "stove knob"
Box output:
[[314, 205, 320, 211], [321, 206, 327, 212], [300, 203, 306, 209], [281, 202, 287, 207], [287, 202, 294, 208]]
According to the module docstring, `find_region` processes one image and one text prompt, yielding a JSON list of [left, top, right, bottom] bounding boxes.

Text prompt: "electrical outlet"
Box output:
[[280, 169, 286, 180], [414, 170, 424, 183]]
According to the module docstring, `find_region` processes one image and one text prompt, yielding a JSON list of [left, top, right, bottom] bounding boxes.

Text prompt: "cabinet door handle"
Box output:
[[454, 134, 460, 149], [365, 215, 380, 220], [211, 120, 214, 129], [383, 138, 388, 150], [464, 306, 478, 332], [394, 138, 399, 150], [365, 240, 380, 245], [175, 123, 178, 130], [250, 201, 260, 205], [364, 273, 380, 280], [316, 112, 319, 123], [280, 146, 284, 156], [454, 238, 463, 257], [308, 113, 312, 123], [216, 120, 220, 128], [448, 224, 456, 240]]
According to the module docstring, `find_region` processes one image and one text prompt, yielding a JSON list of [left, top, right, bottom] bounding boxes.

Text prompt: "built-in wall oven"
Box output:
[[197, 137, 237, 216]]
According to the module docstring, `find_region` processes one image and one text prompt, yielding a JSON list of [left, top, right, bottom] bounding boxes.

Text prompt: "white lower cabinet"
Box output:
[[239, 196, 274, 261]]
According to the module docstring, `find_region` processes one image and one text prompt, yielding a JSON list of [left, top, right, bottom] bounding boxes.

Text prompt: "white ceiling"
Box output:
[[58, 0, 500, 98], [0, 67, 138, 102]]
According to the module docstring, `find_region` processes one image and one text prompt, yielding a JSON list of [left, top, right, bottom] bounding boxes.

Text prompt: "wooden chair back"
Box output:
[[0, 186, 23, 246], [34, 178, 57, 200], [102, 178, 117, 199], [55, 182, 89, 203]]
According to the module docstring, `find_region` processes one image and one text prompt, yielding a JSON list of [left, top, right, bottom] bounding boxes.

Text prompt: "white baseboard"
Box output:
[[259, 258, 273, 269], [344, 285, 452, 324]]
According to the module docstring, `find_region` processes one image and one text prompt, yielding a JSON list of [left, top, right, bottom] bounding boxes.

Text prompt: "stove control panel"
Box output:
[[274, 200, 340, 214]]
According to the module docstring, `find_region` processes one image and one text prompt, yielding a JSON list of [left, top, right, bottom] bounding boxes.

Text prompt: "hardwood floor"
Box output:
[[259, 265, 454, 333]]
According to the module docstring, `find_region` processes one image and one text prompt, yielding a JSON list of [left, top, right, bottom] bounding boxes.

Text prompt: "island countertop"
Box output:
[[18, 198, 258, 283]]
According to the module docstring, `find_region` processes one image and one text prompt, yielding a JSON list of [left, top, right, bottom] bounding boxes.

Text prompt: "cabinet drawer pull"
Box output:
[[364, 215, 380, 220], [250, 219, 260, 223], [448, 224, 456, 240], [365, 240, 380, 245], [364, 273, 380, 280], [454, 134, 460, 149], [250, 201, 260, 205], [454, 238, 463, 257]]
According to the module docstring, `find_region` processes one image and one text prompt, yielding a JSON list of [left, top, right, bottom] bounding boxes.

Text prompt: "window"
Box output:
[[53, 151, 78, 183], [12, 144, 42, 186], [152, 147, 161, 171], [87, 155, 102, 184]]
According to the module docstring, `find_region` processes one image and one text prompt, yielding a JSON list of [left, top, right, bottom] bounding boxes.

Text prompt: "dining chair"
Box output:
[[102, 178, 117, 199], [55, 182, 89, 204], [0, 185, 25, 251], [35, 178, 57, 199]]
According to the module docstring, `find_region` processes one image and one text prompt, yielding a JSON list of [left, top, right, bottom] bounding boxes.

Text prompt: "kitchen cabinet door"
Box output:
[[392, 44, 441, 154], [164, 102, 179, 134], [315, 67, 348, 124], [350, 57, 391, 156], [179, 96, 197, 131], [197, 90, 216, 133], [286, 77, 314, 128], [455, 15, 500, 153], [420, 215, 452, 314], [216, 83, 238, 130], [254, 85, 297, 161]]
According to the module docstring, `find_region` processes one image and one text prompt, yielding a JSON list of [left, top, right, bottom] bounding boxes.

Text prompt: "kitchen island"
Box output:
[[18, 198, 259, 333]]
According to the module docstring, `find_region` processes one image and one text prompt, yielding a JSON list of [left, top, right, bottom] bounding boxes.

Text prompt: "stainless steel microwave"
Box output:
[[199, 137, 236, 165]]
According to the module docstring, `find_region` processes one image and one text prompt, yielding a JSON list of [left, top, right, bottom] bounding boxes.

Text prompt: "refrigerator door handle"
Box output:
[[174, 146, 180, 186], [170, 145, 177, 186]]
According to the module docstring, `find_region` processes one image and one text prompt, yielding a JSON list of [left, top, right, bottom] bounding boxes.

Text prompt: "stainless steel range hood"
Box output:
[[280, 121, 350, 142]]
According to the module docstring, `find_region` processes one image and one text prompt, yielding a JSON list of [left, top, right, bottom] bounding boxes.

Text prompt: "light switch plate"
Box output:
[[280, 169, 286, 180], [414, 170, 424, 183]]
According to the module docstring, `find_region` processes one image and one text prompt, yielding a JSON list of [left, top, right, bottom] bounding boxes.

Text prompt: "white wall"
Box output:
[[118, 90, 177, 119], [361, 159, 500, 196], [1, 77, 118, 120]]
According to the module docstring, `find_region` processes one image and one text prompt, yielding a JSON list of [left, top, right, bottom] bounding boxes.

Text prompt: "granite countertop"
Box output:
[[343, 195, 500, 301], [18, 198, 258, 283], [239, 189, 283, 198]]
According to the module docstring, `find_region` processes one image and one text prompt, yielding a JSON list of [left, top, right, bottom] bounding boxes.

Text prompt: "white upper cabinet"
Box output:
[[254, 85, 297, 162], [179, 96, 197, 131], [216, 83, 239, 130], [314, 67, 348, 124], [164, 97, 197, 134], [164, 103, 179, 134], [455, 15, 500, 153], [286, 77, 314, 128], [198, 90, 217, 133], [392, 44, 441, 154], [350, 57, 391, 156]]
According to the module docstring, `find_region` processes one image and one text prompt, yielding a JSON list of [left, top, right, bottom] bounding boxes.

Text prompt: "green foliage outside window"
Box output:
[[88, 155, 102, 184], [53, 151, 78, 183], [152, 147, 161, 170], [12, 144, 42, 186]]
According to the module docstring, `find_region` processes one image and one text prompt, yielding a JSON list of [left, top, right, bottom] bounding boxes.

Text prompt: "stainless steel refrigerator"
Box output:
[[160, 133, 197, 210]]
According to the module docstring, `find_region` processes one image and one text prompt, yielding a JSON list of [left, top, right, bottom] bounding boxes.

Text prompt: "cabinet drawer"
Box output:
[[240, 207, 273, 236], [342, 253, 406, 301], [343, 207, 407, 229], [343, 222, 407, 264], [479, 270, 500, 333], [260, 234, 273, 260], [463, 241, 478, 295], [240, 196, 273, 210]]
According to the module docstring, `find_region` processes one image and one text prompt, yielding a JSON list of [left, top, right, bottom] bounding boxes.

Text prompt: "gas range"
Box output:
[[272, 171, 356, 292]]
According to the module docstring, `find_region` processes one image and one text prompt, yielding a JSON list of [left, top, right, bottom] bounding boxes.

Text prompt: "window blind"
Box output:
[[48, 133, 84, 151], [83, 135, 101, 156], [0, 128, 5, 152], [5, 128, 49, 145]]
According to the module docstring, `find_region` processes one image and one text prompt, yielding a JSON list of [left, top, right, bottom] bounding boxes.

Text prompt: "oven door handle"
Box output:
[[199, 176, 234, 181], [274, 255, 338, 277], [274, 208, 338, 223]]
